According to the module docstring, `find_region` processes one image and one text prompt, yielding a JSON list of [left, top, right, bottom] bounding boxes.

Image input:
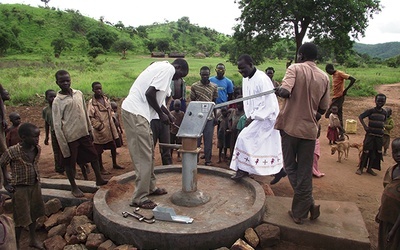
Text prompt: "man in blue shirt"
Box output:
[[209, 63, 234, 104]]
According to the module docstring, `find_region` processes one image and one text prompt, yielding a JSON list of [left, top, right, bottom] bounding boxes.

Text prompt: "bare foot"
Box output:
[[71, 187, 84, 198], [29, 240, 44, 249], [96, 179, 108, 186], [113, 164, 125, 169]]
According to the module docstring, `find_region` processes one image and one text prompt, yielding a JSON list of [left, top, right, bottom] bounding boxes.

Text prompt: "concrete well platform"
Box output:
[[93, 165, 266, 250], [264, 196, 370, 250]]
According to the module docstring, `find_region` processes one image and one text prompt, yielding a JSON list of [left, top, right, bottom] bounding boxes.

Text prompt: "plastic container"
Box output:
[[345, 119, 357, 134]]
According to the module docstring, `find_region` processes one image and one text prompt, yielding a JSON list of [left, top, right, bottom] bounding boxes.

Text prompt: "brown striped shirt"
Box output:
[[0, 144, 41, 186], [190, 81, 218, 103]]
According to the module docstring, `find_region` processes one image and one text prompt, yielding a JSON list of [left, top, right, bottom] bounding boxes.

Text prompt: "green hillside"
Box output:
[[353, 42, 400, 60], [0, 4, 230, 57]]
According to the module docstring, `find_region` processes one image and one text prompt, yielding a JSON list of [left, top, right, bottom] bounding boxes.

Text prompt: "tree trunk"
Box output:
[[293, 18, 310, 62]]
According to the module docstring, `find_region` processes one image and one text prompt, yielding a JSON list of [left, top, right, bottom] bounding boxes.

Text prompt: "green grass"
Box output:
[[1, 54, 400, 106]]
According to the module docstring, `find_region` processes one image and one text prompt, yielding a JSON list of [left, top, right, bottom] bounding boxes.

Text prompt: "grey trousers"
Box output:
[[122, 110, 156, 205], [150, 119, 172, 165], [197, 119, 214, 163], [280, 130, 316, 219]]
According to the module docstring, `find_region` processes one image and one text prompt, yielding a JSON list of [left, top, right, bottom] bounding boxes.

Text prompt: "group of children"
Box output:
[[0, 70, 127, 248], [326, 94, 395, 173]]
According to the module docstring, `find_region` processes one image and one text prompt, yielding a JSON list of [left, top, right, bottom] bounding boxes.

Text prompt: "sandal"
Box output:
[[149, 188, 168, 196], [130, 200, 157, 209]]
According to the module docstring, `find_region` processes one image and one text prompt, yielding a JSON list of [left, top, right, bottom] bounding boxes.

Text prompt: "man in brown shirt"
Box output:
[[275, 43, 330, 224]]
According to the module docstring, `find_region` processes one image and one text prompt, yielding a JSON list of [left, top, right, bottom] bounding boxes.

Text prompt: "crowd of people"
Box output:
[[0, 42, 398, 249]]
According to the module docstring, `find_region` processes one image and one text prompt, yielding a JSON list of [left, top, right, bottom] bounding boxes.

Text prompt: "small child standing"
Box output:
[[228, 99, 245, 157], [217, 107, 231, 163], [5, 112, 21, 147], [110, 101, 124, 149], [356, 93, 387, 176], [42, 89, 63, 174], [375, 137, 400, 249], [327, 105, 345, 144], [0, 123, 45, 250], [383, 107, 394, 156], [88, 82, 124, 173], [169, 99, 184, 162]]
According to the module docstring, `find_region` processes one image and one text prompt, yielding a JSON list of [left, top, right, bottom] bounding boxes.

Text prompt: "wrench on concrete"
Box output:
[[122, 211, 155, 224]]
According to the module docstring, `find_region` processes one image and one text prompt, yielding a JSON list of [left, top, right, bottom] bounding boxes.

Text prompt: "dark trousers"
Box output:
[[50, 130, 63, 173], [359, 134, 383, 170], [197, 119, 214, 163], [150, 119, 172, 165], [280, 130, 316, 219], [325, 95, 345, 127]]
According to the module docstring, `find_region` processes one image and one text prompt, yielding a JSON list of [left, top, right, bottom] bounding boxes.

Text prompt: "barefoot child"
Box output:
[[0, 123, 45, 249], [52, 70, 108, 197], [376, 137, 400, 249], [356, 93, 387, 176], [5, 112, 21, 147], [88, 82, 124, 173], [42, 89, 89, 179], [110, 101, 124, 149], [383, 107, 394, 156], [326, 105, 344, 144], [88, 82, 124, 174], [228, 98, 244, 159], [217, 107, 231, 163], [169, 99, 184, 162]]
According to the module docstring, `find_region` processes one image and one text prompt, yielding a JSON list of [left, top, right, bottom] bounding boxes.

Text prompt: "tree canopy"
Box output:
[[230, 0, 381, 64]]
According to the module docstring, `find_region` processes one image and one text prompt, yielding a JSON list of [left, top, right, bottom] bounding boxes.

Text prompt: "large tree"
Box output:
[[0, 22, 19, 56], [231, 0, 381, 63], [51, 37, 72, 57], [86, 26, 118, 51], [113, 38, 134, 59]]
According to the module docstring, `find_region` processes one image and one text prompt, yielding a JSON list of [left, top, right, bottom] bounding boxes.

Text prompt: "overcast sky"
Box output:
[[2, 0, 399, 44]]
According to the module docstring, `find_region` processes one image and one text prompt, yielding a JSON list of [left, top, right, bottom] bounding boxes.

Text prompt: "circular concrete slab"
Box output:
[[94, 165, 266, 250]]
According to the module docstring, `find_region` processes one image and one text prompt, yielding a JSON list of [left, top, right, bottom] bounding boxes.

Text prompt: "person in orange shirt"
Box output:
[[324, 64, 356, 128]]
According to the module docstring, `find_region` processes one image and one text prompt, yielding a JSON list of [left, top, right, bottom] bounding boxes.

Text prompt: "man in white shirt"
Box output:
[[122, 59, 189, 209], [230, 55, 283, 180]]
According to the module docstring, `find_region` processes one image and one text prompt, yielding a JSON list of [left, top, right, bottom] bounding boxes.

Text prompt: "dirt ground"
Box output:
[[8, 83, 400, 249]]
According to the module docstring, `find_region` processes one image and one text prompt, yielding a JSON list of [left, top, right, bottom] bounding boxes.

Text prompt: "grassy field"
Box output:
[[1, 54, 399, 105]]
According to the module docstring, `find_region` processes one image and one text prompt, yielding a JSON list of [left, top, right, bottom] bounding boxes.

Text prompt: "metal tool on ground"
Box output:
[[122, 211, 156, 224], [153, 206, 193, 224]]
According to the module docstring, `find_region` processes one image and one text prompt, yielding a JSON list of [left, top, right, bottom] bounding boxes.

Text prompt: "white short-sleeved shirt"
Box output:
[[122, 61, 174, 122]]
